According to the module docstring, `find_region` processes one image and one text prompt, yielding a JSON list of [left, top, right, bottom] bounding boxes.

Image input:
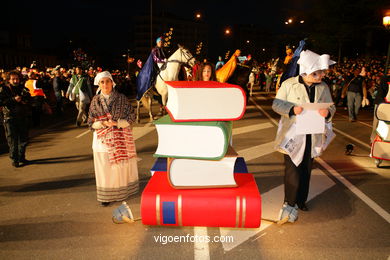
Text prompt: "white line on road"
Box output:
[[76, 130, 91, 138], [236, 141, 275, 162], [194, 227, 210, 260], [220, 168, 336, 252], [336, 112, 372, 128], [332, 128, 371, 149], [233, 122, 274, 136], [251, 94, 390, 223], [316, 157, 390, 224], [250, 97, 278, 125]]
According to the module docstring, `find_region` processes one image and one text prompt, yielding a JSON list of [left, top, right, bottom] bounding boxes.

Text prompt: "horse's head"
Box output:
[[169, 44, 196, 68]]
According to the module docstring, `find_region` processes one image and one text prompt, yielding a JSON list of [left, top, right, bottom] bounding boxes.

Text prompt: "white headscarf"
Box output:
[[94, 71, 116, 87], [298, 50, 336, 76]]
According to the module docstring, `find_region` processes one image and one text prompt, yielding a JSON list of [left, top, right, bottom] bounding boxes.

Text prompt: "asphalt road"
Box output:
[[0, 89, 389, 260]]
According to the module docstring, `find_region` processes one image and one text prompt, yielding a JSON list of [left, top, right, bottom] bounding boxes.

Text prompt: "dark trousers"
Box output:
[[3, 118, 29, 163], [283, 135, 313, 207]]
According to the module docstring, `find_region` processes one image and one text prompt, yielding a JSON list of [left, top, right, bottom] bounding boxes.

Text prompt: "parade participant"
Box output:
[[136, 36, 167, 101], [88, 71, 138, 206], [216, 49, 241, 83], [272, 50, 336, 223], [151, 36, 167, 69], [341, 68, 368, 122], [195, 62, 216, 81], [284, 45, 293, 65], [25, 71, 45, 127], [0, 71, 31, 167], [66, 66, 93, 126], [215, 56, 225, 70], [52, 70, 63, 116]]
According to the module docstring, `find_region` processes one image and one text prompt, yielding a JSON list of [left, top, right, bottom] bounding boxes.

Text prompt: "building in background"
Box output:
[[0, 29, 57, 69]]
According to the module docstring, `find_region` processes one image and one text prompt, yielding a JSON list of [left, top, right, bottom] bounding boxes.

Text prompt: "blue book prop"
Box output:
[[150, 157, 248, 176]]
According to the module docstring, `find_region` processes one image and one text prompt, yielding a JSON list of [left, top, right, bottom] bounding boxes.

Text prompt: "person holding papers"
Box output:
[[272, 50, 336, 224]]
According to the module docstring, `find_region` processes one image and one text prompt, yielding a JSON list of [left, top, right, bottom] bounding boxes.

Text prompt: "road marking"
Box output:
[[236, 141, 275, 162], [250, 96, 278, 125], [220, 168, 335, 252], [251, 95, 390, 223], [76, 130, 90, 138], [316, 157, 390, 224], [336, 112, 372, 128], [233, 122, 274, 136], [332, 128, 371, 149], [133, 126, 155, 140], [194, 227, 210, 260]]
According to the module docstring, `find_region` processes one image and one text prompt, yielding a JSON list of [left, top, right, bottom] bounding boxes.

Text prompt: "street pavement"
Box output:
[[0, 89, 389, 260]]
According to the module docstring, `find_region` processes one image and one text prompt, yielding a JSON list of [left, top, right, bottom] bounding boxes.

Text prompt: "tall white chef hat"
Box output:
[[297, 50, 336, 76]]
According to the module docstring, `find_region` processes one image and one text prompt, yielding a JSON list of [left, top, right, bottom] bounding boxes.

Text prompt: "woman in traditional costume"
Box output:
[[88, 71, 138, 206]]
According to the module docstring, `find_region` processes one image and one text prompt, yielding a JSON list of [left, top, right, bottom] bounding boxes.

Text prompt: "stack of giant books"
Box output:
[[371, 96, 390, 161], [141, 81, 261, 228]]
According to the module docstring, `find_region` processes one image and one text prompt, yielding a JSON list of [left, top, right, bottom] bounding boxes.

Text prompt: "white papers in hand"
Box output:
[[296, 110, 325, 135], [300, 102, 333, 110]]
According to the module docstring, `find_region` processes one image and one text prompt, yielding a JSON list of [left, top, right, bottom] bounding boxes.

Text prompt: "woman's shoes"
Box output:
[[100, 202, 110, 207]]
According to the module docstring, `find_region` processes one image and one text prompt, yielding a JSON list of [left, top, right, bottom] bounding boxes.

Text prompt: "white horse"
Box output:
[[136, 45, 196, 123]]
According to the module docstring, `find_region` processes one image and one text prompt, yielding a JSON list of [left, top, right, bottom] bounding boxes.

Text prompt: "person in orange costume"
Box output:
[[284, 46, 293, 65], [216, 49, 241, 83]]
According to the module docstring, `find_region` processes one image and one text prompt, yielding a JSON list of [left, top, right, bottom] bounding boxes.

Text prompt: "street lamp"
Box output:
[[195, 13, 201, 19], [288, 18, 293, 23], [300, 20, 305, 24], [225, 29, 231, 35], [383, 12, 390, 74]]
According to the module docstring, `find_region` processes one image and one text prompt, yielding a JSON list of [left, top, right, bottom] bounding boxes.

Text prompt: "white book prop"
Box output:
[[376, 103, 390, 122], [165, 81, 246, 122], [167, 147, 239, 189], [154, 115, 232, 160], [371, 140, 390, 161], [376, 121, 390, 142]]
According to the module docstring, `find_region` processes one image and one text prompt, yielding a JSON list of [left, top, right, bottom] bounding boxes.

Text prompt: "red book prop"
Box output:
[[371, 136, 390, 161], [141, 171, 261, 228], [165, 81, 246, 122]]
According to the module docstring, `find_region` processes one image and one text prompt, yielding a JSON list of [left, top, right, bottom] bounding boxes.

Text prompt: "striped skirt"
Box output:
[[93, 152, 139, 202]]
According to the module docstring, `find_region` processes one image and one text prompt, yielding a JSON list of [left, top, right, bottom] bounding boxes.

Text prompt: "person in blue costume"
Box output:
[[215, 56, 225, 70], [136, 37, 167, 101], [151, 37, 167, 68]]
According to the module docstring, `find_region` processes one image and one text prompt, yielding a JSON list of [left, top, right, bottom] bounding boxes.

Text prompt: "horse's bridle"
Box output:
[[166, 47, 196, 69]]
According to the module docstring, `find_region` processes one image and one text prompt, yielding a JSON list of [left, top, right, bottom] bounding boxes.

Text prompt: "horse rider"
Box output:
[[151, 37, 167, 70]]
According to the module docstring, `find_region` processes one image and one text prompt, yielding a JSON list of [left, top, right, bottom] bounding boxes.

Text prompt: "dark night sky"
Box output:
[[2, 0, 303, 47], [2, 0, 389, 66]]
